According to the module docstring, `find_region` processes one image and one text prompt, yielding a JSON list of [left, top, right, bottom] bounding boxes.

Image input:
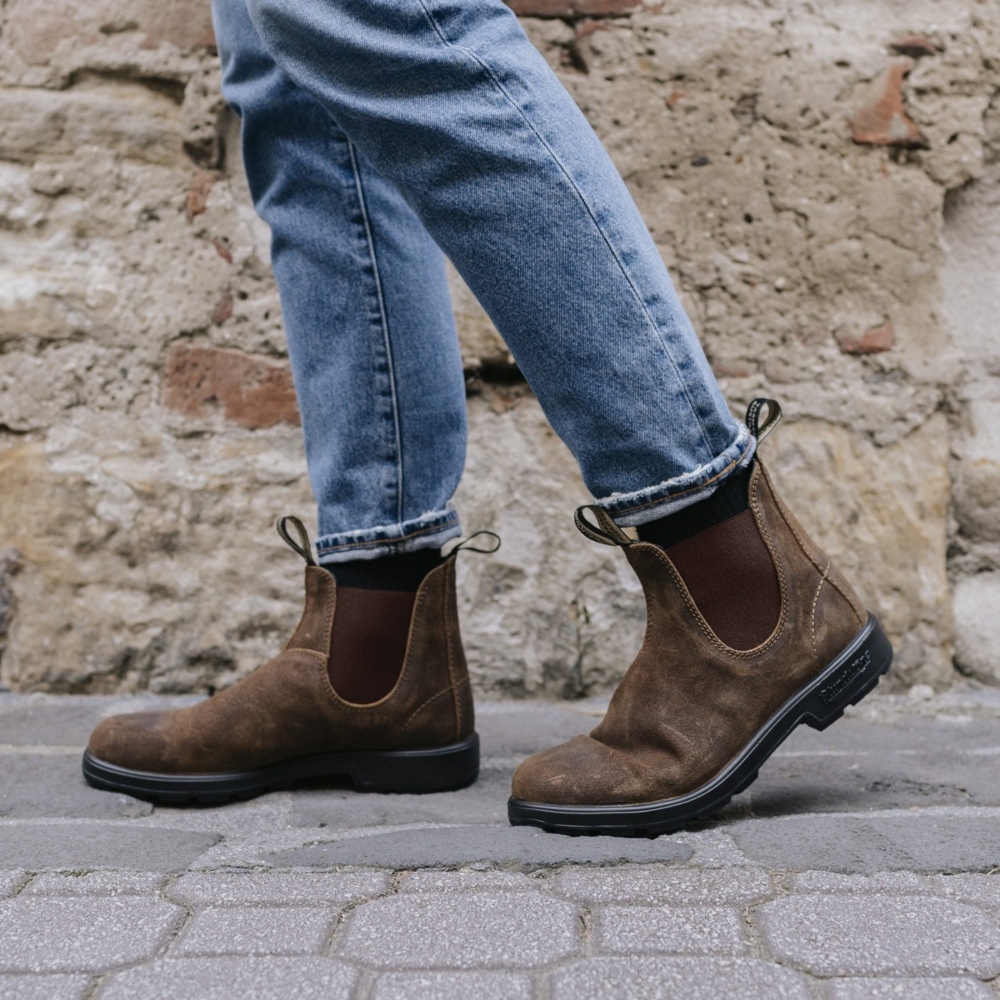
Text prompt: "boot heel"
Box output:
[[349, 734, 480, 793], [803, 616, 893, 731]]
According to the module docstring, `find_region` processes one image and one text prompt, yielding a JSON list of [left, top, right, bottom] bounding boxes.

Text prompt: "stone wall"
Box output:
[[1, 0, 998, 696]]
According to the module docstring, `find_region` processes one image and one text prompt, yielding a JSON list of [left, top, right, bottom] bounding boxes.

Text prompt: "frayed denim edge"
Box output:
[[316, 506, 461, 563], [597, 426, 756, 528]]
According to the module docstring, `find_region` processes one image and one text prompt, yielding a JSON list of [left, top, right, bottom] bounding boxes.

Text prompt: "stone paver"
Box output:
[[931, 874, 1000, 913], [4, 691, 1000, 995], [290, 766, 513, 829], [341, 892, 581, 968], [824, 977, 995, 999], [0, 824, 218, 872], [0, 695, 112, 746], [400, 870, 539, 893], [370, 971, 535, 1000], [744, 736, 1000, 814], [759, 895, 1000, 976], [101, 958, 357, 1000], [554, 866, 774, 905], [789, 871, 930, 895], [267, 825, 692, 869], [731, 814, 1000, 873], [27, 872, 166, 896], [166, 870, 390, 906], [595, 905, 745, 956], [0, 973, 91, 1000], [0, 897, 183, 972], [0, 871, 27, 898], [550, 957, 811, 1000], [0, 757, 152, 818], [173, 906, 337, 957]]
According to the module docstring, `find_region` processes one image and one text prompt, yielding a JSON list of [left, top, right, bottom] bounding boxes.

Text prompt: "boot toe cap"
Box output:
[[511, 734, 653, 806], [87, 712, 172, 772]]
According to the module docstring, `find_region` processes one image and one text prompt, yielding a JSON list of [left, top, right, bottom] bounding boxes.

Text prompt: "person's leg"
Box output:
[[233, 0, 892, 835], [202, 0, 888, 832], [81, 0, 481, 802], [243, 0, 753, 524], [214, 0, 468, 562], [216, 0, 473, 704], [510, 400, 894, 835]]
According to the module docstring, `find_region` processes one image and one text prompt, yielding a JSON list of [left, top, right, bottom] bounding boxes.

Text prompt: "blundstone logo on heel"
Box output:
[[819, 650, 872, 705]]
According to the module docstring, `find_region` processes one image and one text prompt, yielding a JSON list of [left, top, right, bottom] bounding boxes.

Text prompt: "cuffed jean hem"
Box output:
[[315, 506, 461, 563], [597, 425, 756, 528]]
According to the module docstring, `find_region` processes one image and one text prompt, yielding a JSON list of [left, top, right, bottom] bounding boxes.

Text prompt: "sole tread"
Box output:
[[83, 734, 480, 804]]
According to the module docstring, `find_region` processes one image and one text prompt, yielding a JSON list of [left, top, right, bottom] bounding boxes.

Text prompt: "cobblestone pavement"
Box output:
[[2, 685, 1000, 999]]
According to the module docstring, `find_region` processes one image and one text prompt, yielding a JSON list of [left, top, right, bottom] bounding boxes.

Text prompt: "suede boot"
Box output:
[[83, 518, 492, 803], [509, 399, 893, 837]]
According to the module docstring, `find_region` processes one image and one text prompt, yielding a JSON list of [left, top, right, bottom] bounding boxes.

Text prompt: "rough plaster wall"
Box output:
[[0, 0, 998, 695], [941, 116, 1000, 686]]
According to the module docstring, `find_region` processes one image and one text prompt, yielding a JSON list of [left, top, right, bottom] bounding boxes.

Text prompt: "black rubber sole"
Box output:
[[82, 733, 480, 804], [508, 614, 893, 838]]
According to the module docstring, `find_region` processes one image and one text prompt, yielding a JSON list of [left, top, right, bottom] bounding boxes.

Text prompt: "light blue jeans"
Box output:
[[211, 0, 752, 563]]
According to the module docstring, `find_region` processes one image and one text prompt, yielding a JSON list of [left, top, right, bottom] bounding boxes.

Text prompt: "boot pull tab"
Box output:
[[448, 530, 502, 556], [276, 515, 317, 566], [574, 505, 633, 547], [746, 398, 782, 445]]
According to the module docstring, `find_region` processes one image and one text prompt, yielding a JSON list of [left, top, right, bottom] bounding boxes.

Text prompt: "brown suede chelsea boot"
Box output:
[[82, 517, 493, 803], [508, 399, 893, 837]]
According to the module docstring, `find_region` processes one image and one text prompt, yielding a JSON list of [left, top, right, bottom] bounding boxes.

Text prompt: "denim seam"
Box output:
[[412, 0, 716, 458], [316, 505, 457, 543], [316, 518, 459, 555], [595, 425, 754, 516], [598, 426, 751, 507], [320, 504, 458, 541], [614, 478, 720, 521], [347, 139, 405, 528]]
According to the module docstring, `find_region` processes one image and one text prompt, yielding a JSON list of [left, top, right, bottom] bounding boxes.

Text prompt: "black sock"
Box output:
[[638, 460, 753, 548], [326, 548, 444, 592]]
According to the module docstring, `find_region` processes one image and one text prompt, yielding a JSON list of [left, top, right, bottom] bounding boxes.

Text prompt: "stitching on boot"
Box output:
[[284, 569, 336, 654], [761, 465, 825, 569], [748, 464, 789, 646], [295, 649, 327, 663], [321, 579, 430, 713], [281, 566, 337, 659], [646, 545, 785, 659], [760, 464, 865, 623], [809, 562, 831, 664], [342, 572, 434, 711], [314, 647, 376, 710], [321, 574, 336, 657], [633, 463, 789, 657], [826, 559, 867, 626], [314, 654, 349, 709], [394, 685, 455, 739], [444, 558, 461, 742]]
